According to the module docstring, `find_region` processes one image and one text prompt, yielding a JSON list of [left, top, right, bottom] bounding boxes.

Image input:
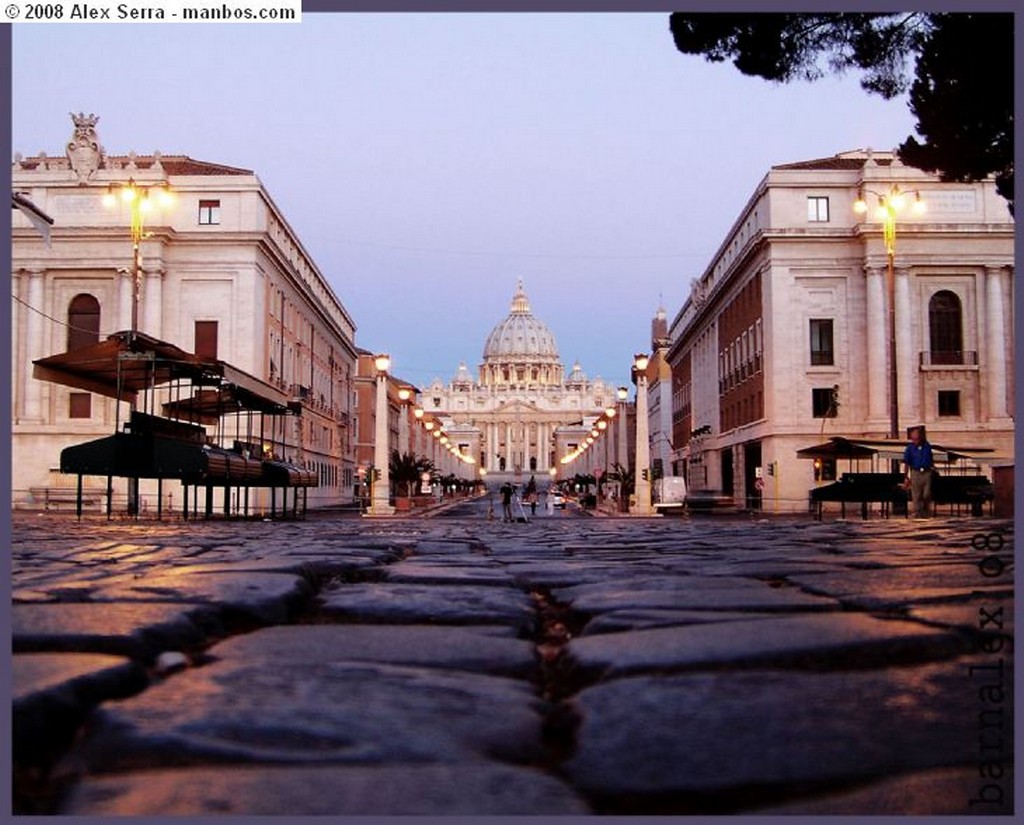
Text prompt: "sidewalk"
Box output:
[[11, 511, 1014, 815]]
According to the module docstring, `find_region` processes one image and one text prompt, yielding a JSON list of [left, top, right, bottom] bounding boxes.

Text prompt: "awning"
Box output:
[[798, 436, 1001, 465], [33, 332, 214, 405], [33, 331, 293, 415]]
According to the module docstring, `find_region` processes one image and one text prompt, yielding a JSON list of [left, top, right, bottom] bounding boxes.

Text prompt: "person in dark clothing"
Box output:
[[500, 482, 514, 522], [524, 476, 538, 515], [903, 426, 935, 518]]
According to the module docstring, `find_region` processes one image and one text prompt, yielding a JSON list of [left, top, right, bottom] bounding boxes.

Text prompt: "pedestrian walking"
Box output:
[[525, 476, 538, 516], [500, 482, 514, 522], [903, 425, 935, 518]]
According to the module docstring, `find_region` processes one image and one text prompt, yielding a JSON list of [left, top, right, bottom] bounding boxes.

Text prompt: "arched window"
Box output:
[[67, 294, 100, 351], [929, 291, 963, 365]]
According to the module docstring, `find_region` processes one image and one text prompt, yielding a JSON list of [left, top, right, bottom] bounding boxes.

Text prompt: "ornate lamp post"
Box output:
[[632, 353, 654, 515], [854, 183, 925, 443], [102, 178, 174, 340], [368, 353, 394, 516]]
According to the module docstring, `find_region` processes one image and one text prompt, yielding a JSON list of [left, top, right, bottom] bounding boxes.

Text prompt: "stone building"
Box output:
[[666, 149, 1014, 512], [421, 280, 618, 483], [10, 114, 360, 510]]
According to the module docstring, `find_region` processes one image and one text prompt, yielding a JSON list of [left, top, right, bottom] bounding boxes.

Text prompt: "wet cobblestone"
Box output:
[[10, 510, 1015, 815]]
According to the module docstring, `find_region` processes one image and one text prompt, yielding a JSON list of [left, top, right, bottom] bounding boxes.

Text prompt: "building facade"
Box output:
[[666, 149, 1014, 512], [421, 280, 618, 484], [11, 114, 360, 510]]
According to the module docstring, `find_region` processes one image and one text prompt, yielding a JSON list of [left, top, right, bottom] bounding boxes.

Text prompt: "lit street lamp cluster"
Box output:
[[853, 183, 926, 444], [367, 353, 475, 517], [102, 178, 175, 339]]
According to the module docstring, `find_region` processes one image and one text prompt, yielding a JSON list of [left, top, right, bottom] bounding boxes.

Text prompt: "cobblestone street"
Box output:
[[11, 508, 1015, 815]]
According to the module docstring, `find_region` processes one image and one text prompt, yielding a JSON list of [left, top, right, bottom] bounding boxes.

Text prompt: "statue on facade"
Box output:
[[66, 112, 103, 184]]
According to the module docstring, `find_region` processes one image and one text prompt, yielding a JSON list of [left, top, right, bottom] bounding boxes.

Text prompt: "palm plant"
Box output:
[[389, 450, 433, 497]]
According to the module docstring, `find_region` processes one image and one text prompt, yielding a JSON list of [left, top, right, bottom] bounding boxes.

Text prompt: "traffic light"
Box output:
[[830, 384, 840, 415], [641, 469, 650, 481], [373, 468, 382, 482]]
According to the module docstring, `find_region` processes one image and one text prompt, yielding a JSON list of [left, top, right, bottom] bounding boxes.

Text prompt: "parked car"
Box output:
[[551, 491, 566, 509]]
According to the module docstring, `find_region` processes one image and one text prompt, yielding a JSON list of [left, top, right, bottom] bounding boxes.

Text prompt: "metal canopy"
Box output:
[[33, 331, 290, 415], [797, 436, 999, 465]]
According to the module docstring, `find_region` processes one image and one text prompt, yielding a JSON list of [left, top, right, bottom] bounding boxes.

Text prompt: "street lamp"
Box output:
[[397, 387, 412, 456], [616, 386, 629, 470], [632, 353, 654, 515], [854, 184, 926, 443], [102, 178, 174, 339], [368, 353, 394, 516]]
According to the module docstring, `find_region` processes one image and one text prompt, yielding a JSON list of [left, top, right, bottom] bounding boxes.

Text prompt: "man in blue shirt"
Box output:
[[903, 426, 935, 518]]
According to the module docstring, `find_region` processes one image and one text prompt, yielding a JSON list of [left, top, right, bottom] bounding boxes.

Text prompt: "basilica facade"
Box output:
[[421, 281, 618, 481]]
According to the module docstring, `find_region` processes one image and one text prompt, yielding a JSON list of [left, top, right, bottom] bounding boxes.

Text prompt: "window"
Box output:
[[929, 291, 964, 364], [938, 390, 961, 417], [812, 387, 838, 418], [809, 319, 834, 365], [67, 294, 100, 351], [198, 199, 221, 225], [69, 392, 91, 419], [195, 320, 219, 359], [807, 196, 830, 222]]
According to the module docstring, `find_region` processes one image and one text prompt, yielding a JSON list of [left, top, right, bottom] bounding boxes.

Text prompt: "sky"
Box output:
[[11, 13, 918, 388]]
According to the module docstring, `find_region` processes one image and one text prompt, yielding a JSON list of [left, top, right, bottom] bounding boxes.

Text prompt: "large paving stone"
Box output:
[[569, 613, 968, 676], [581, 609, 780, 636], [72, 660, 545, 768], [61, 762, 591, 815], [553, 575, 837, 613], [565, 661, 991, 808], [12, 602, 225, 658], [383, 561, 517, 586], [13, 652, 143, 701], [320, 582, 536, 632], [89, 570, 314, 624], [208, 624, 535, 676]]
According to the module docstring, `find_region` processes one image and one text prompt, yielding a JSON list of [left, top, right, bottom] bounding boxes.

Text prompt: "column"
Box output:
[[524, 422, 531, 472], [634, 378, 654, 514], [12, 271, 21, 418], [865, 267, 888, 422], [118, 268, 133, 332], [23, 269, 46, 421], [894, 267, 915, 428], [986, 266, 1009, 418], [142, 265, 164, 338], [369, 372, 394, 515]]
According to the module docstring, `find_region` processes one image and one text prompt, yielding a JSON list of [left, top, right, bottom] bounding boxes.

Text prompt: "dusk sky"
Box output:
[[12, 14, 918, 388]]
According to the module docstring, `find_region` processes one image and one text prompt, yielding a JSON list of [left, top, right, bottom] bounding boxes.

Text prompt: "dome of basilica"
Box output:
[[482, 281, 561, 364]]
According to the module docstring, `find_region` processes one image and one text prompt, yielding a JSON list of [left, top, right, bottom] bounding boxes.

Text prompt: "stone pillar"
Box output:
[[118, 268, 133, 332], [894, 267, 915, 427], [524, 423, 531, 472], [142, 265, 164, 338], [865, 267, 887, 421], [23, 269, 46, 421], [11, 270, 21, 417], [986, 266, 1009, 418]]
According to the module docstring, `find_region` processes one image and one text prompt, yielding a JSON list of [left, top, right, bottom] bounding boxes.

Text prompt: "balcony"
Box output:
[[919, 351, 978, 368]]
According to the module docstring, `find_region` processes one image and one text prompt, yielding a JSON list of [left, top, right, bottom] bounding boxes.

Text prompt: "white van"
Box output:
[[653, 476, 688, 513]]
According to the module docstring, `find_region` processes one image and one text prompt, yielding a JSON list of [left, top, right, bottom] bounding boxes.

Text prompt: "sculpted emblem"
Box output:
[[66, 112, 103, 184]]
